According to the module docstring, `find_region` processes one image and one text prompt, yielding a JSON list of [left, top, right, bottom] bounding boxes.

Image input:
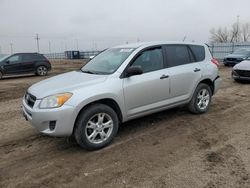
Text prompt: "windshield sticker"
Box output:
[[120, 49, 134, 53]]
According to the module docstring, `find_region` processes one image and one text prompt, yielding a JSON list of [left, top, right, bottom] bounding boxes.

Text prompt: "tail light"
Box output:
[[211, 58, 219, 66]]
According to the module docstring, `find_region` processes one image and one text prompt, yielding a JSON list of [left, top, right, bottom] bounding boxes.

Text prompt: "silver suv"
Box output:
[[22, 42, 222, 150]]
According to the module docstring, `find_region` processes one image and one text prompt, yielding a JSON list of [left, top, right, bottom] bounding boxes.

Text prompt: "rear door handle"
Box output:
[[194, 68, 201, 72], [160, 74, 169, 79]]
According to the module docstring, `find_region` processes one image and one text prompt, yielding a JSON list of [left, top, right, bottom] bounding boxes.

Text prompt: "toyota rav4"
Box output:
[[22, 42, 222, 150]]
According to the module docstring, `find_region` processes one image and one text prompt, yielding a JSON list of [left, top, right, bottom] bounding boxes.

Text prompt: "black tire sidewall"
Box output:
[[74, 104, 119, 150], [190, 84, 212, 114], [0, 71, 2, 79]]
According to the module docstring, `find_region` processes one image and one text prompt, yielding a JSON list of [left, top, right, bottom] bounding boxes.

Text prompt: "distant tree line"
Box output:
[[210, 22, 250, 43]]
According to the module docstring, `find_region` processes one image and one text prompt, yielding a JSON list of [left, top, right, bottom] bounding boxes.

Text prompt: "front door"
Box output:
[[3, 54, 22, 74], [123, 47, 170, 117]]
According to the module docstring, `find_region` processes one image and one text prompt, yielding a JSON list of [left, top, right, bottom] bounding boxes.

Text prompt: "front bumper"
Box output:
[[223, 60, 242, 66], [213, 76, 222, 94], [22, 97, 76, 137], [232, 70, 250, 81]]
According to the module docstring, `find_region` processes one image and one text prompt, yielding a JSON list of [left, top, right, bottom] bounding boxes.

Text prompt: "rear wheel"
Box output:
[[36, 66, 48, 76], [74, 104, 119, 150], [188, 83, 212, 114]]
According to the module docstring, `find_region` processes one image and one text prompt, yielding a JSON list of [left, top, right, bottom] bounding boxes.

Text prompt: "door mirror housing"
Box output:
[[5, 60, 10, 64], [126, 66, 143, 77]]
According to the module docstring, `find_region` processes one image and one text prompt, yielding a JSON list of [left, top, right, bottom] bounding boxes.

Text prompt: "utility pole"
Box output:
[[182, 36, 187, 42], [236, 15, 240, 42], [35, 33, 40, 53], [64, 38, 67, 51], [75, 39, 79, 50], [10, 43, 13, 54], [49, 41, 51, 53]]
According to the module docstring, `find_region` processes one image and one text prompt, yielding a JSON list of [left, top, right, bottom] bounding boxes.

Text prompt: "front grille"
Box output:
[[226, 58, 237, 61], [235, 70, 250, 77], [25, 93, 36, 108]]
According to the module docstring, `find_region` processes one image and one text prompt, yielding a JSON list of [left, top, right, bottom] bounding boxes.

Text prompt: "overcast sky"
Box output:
[[0, 0, 250, 54]]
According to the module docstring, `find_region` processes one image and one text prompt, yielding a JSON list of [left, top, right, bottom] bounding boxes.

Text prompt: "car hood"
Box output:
[[225, 54, 246, 59], [233, 60, 250, 70], [28, 71, 108, 99]]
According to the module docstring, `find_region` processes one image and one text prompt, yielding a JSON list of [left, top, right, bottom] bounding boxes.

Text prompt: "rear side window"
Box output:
[[22, 54, 35, 61], [34, 54, 47, 60], [189, 45, 205, 62], [164, 45, 190, 67]]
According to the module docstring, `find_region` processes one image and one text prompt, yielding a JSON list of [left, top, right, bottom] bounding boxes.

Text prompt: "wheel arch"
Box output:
[[199, 78, 214, 95], [72, 98, 123, 134]]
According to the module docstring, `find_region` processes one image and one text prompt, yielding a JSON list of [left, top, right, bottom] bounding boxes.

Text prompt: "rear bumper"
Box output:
[[213, 76, 222, 94]]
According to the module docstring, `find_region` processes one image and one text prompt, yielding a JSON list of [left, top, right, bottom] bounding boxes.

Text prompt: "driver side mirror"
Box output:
[[5, 60, 10, 64], [126, 66, 143, 77]]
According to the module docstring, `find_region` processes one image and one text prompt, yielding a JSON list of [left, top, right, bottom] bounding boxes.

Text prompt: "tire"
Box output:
[[36, 65, 48, 76], [188, 83, 212, 114], [74, 104, 119, 150], [0, 71, 2, 80]]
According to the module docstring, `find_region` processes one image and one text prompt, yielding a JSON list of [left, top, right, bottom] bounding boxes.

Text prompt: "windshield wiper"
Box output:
[[81, 70, 97, 74]]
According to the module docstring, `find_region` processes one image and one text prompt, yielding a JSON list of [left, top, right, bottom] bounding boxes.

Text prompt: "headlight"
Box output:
[[40, 93, 73, 109]]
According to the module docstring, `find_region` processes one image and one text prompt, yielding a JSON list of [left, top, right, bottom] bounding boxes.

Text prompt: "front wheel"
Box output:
[[74, 104, 119, 150], [188, 83, 212, 114], [36, 66, 48, 76]]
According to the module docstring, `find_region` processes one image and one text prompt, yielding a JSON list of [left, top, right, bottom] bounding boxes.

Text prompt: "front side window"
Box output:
[[8, 55, 20, 63], [131, 48, 164, 73], [165, 45, 190, 67], [81, 48, 135, 74]]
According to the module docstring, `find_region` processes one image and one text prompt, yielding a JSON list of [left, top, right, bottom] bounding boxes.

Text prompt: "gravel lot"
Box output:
[[0, 60, 250, 188]]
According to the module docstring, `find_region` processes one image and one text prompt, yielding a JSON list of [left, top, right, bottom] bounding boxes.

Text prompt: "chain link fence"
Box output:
[[208, 42, 250, 60]]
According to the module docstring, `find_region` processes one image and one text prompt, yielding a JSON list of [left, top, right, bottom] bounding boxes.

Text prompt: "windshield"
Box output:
[[81, 48, 135, 74], [233, 49, 250, 56]]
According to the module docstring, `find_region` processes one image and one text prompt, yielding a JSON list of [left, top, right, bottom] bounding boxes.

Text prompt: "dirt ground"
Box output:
[[0, 60, 250, 188]]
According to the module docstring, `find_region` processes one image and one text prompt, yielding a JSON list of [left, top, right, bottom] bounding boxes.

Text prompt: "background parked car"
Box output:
[[232, 58, 250, 82], [223, 48, 250, 66], [0, 53, 51, 79]]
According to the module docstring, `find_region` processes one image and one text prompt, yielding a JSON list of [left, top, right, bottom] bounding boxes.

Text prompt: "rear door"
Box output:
[[163, 45, 202, 101], [21, 54, 36, 72], [123, 47, 170, 116], [3, 54, 22, 74]]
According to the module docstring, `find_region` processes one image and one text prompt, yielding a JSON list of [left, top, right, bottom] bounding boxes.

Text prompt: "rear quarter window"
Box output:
[[189, 45, 205, 62]]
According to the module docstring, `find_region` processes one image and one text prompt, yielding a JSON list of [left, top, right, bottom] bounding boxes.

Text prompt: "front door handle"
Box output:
[[160, 74, 169, 79], [194, 68, 201, 72]]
